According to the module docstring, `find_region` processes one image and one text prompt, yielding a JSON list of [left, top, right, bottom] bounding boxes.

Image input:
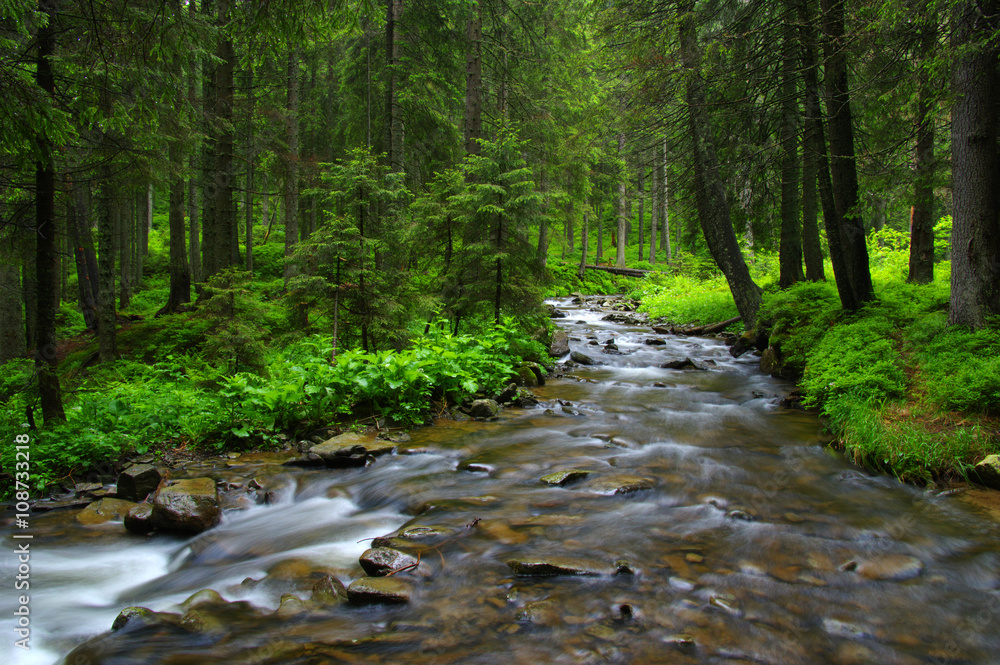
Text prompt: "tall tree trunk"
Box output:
[[637, 163, 645, 262], [616, 134, 628, 268], [214, 0, 237, 273], [385, 0, 405, 172], [908, 12, 936, 285], [34, 1, 65, 421], [200, 0, 217, 277], [284, 49, 300, 289], [779, 0, 805, 288], [464, 0, 483, 156], [245, 62, 255, 274], [800, 90, 825, 281], [69, 183, 98, 331], [820, 0, 873, 309], [596, 199, 603, 263], [650, 157, 657, 264], [662, 138, 672, 262], [97, 170, 117, 363], [0, 228, 25, 364], [578, 212, 589, 278], [949, 0, 1000, 327], [680, 2, 761, 327]]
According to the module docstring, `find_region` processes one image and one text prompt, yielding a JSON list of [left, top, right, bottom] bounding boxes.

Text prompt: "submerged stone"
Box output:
[[586, 474, 656, 495], [347, 576, 412, 604], [540, 469, 591, 486], [506, 556, 610, 576], [853, 554, 924, 581]]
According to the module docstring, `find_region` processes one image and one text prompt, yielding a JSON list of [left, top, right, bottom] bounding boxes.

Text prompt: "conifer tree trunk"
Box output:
[[69, 184, 98, 331], [0, 228, 25, 364], [680, 2, 761, 327], [661, 138, 671, 262], [596, 199, 603, 263], [908, 12, 936, 285], [820, 0, 873, 309], [578, 212, 589, 278], [385, 0, 405, 172], [97, 170, 117, 363], [214, 0, 237, 273], [284, 49, 300, 289], [464, 0, 483, 156], [637, 163, 645, 261], [33, 0, 65, 421], [949, 0, 1000, 327], [779, 0, 805, 288], [616, 134, 628, 268]]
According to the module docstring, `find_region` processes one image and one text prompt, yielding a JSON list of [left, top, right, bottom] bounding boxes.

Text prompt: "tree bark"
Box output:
[[779, 0, 805, 288], [661, 137, 671, 262], [97, 170, 117, 363], [0, 228, 25, 364], [616, 134, 628, 268], [200, 0, 217, 277], [284, 49, 300, 288], [385, 0, 405, 172], [34, 0, 65, 421], [578, 211, 589, 278], [908, 11, 936, 285], [949, 0, 1000, 327], [637, 162, 645, 261], [214, 0, 238, 273], [680, 3, 762, 327], [650, 157, 657, 264], [464, 0, 484, 156], [820, 0, 873, 309]]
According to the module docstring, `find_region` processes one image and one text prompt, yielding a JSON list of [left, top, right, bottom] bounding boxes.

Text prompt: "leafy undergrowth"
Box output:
[[0, 318, 543, 497], [545, 260, 641, 296], [761, 232, 1000, 484]]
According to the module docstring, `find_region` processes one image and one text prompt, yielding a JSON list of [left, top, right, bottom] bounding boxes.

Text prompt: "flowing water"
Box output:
[[4, 298, 1000, 664]]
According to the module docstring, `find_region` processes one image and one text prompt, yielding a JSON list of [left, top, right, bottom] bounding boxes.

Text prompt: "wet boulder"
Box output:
[[308, 432, 395, 467], [347, 576, 413, 604], [151, 478, 220, 534], [660, 357, 707, 371], [570, 350, 598, 366], [544, 303, 567, 319], [469, 399, 501, 419], [841, 554, 923, 581], [512, 365, 539, 388], [111, 606, 174, 633], [973, 455, 1000, 490], [76, 498, 138, 526], [522, 361, 546, 385], [549, 330, 570, 357], [359, 547, 419, 576], [124, 502, 156, 534], [116, 463, 162, 502]]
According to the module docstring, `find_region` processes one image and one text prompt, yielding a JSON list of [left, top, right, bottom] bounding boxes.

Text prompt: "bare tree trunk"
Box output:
[[464, 0, 483, 156], [680, 2, 761, 327], [578, 212, 589, 278], [69, 184, 98, 331], [97, 171, 117, 363], [779, 0, 805, 288], [596, 199, 603, 263], [650, 155, 658, 264], [949, 0, 1000, 327], [284, 48, 300, 289], [616, 134, 628, 268], [385, 0, 405, 172], [0, 226, 25, 364], [820, 0, 873, 309], [214, 0, 238, 273], [637, 162, 645, 261], [662, 138, 672, 262], [908, 10, 936, 285]]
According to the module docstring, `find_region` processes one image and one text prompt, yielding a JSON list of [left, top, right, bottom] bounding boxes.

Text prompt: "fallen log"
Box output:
[[654, 315, 742, 337], [583, 264, 651, 278]]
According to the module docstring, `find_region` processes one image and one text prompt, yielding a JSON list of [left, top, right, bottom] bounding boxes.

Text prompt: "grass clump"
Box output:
[[638, 272, 739, 327]]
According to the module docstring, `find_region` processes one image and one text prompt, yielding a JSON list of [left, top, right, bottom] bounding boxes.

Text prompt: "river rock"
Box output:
[[973, 455, 1000, 490], [540, 469, 591, 486], [851, 554, 924, 581], [522, 361, 546, 385], [506, 556, 611, 576], [470, 399, 501, 419], [111, 606, 172, 633], [76, 498, 138, 525], [308, 432, 395, 467], [516, 599, 562, 625], [116, 463, 162, 502], [644, 338, 666, 346], [660, 357, 706, 371], [124, 502, 155, 534], [586, 474, 656, 495], [347, 576, 412, 604], [759, 347, 779, 375], [571, 351, 598, 365], [151, 478, 220, 533], [549, 330, 570, 357], [360, 547, 419, 576], [514, 365, 539, 388]]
